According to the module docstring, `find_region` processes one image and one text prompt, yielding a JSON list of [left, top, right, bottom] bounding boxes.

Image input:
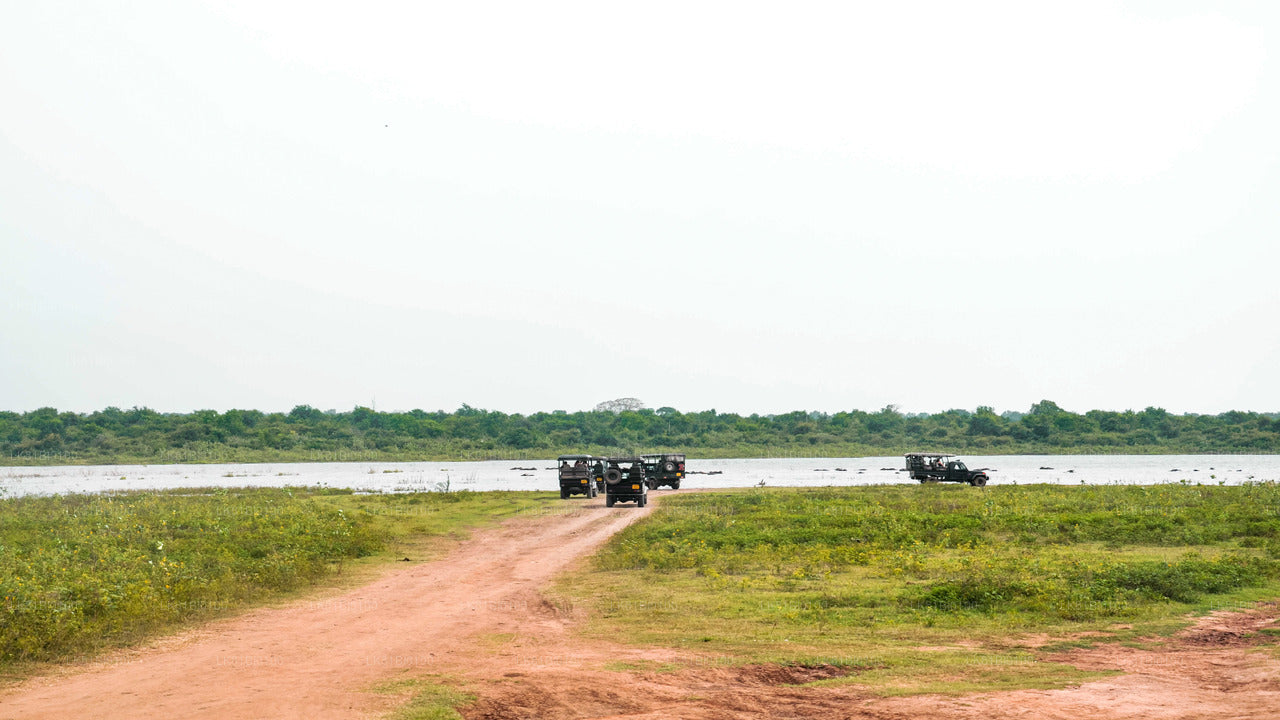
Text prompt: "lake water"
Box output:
[[2, 455, 1278, 498]]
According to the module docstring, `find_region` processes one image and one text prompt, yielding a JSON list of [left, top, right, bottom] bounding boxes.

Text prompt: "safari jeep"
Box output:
[[904, 453, 989, 487], [641, 453, 685, 490], [591, 457, 606, 494], [557, 454, 599, 499], [603, 456, 648, 507]]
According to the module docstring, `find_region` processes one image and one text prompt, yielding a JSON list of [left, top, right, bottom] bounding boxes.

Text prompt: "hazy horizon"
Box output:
[[5, 399, 1274, 420], [5, 2, 1278, 418]]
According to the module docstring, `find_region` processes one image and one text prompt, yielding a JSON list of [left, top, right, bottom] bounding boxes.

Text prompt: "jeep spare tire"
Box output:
[[663, 461, 676, 472], [604, 468, 623, 485]]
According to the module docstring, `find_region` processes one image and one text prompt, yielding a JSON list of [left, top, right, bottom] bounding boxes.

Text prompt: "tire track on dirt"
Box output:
[[0, 498, 652, 720]]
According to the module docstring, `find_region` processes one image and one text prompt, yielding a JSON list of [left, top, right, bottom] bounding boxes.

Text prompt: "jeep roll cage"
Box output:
[[557, 454, 599, 499], [640, 453, 685, 490], [904, 452, 989, 487], [602, 456, 648, 507]]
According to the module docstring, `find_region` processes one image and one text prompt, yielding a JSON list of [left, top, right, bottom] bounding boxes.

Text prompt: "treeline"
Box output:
[[2, 401, 1278, 465]]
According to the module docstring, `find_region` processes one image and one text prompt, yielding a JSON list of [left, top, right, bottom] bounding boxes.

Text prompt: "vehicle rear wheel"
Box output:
[[560, 488, 569, 499], [638, 495, 647, 508], [671, 480, 680, 490], [589, 484, 598, 498], [970, 475, 988, 487], [605, 495, 615, 507]]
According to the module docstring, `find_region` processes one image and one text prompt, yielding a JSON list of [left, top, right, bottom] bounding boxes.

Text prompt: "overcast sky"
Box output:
[[3, 1, 1278, 417]]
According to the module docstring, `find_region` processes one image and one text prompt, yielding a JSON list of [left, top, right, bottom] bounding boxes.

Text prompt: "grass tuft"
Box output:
[[371, 677, 475, 720]]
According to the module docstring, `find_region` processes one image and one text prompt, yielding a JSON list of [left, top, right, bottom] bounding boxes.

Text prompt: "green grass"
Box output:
[[552, 483, 1280, 694], [0, 487, 555, 670], [370, 677, 476, 720], [602, 659, 682, 673]]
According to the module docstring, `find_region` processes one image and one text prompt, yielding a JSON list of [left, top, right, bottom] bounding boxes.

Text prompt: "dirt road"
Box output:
[[0, 498, 655, 719], [3, 495, 1279, 719]]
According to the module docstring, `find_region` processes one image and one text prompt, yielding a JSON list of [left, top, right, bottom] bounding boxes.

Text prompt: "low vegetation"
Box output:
[[0, 488, 553, 670], [4, 400, 1279, 466], [554, 483, 1280, 694], [369, 677, 475, 720]]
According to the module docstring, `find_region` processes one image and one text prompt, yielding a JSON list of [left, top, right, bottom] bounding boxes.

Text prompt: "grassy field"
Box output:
[[0, 488, 554, 671], [553, 483, 1280, 694]]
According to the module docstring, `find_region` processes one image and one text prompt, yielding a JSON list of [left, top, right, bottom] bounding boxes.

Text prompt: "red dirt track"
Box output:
[[1, 499, 654, 719], [2, 496, 1278, 719]]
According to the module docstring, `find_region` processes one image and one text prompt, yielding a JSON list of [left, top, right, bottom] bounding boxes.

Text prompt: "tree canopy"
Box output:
[[2, 401, 1277, 465]]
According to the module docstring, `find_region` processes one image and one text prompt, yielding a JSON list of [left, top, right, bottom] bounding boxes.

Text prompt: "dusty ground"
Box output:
[[876, 604, 1280, 720], [457, 602, 1280, 720], [2, 495, 1278, 720]]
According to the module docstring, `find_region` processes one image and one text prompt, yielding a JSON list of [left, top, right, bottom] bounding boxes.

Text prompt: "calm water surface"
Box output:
[[2, 455, 1278, 498]]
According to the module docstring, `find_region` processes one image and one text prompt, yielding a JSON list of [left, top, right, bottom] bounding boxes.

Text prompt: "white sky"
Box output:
[[2, 1, 1278, 417]]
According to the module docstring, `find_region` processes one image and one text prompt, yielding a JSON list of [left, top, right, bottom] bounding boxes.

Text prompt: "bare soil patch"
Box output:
[[875, 603, 1280, 720], [464, 663, 869, 720], [459, 602, 1280, 720]]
